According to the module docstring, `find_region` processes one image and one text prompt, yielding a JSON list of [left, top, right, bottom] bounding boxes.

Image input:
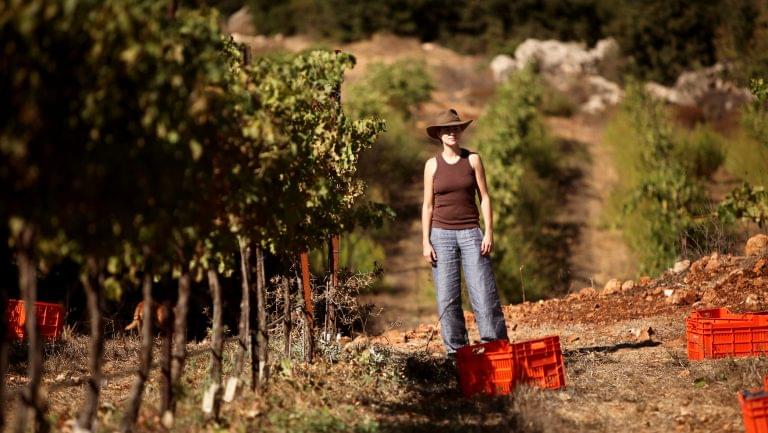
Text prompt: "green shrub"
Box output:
[[673, 125, 725, 179], [345, 60, 432, 204], [540, 85, 578, 117], [356, 60, 432, 118], [606, 83, 727, 275], [718, 77, 768, 228], [471, 69, 568, 302]]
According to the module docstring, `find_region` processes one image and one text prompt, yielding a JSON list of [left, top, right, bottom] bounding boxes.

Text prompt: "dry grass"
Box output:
[[2, 312, 764, 432]]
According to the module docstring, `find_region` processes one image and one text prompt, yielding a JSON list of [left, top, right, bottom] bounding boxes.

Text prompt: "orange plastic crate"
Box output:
[[5, 299, 64, 341], [512, 336, 567, 389], [687, 308, 768, 360], [740, 378, 768, 433], [456, 339, 516, 397]]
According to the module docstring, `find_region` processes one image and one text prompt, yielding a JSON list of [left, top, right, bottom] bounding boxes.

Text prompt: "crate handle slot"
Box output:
[[530, 341, 547, 351]]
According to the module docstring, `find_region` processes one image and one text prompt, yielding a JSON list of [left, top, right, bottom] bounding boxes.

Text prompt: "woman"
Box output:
[[422, 108, 508, 355]]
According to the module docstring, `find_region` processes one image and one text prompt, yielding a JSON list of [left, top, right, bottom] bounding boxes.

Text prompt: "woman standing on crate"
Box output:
[[422, 108, 509, 356]]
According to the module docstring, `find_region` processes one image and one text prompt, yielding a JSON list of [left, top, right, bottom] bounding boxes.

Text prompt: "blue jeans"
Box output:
[[430, 227, 508, 354]]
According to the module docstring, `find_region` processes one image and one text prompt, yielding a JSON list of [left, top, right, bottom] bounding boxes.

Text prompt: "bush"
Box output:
[[471, 69, 569, 302], [605, 83, 727, 275], [540, 84, 578, 117], [718, 77, 768, 228], [345, 60, 432, 204], [673, 125, 725, 179]]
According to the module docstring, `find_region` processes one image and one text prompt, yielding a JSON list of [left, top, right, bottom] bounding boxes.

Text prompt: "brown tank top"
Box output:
[[432, 148, 480, 229]]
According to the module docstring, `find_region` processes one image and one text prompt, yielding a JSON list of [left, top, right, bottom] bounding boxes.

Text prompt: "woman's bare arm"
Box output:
[[422, 157, 437, 264], [469, 153, 493, 256]]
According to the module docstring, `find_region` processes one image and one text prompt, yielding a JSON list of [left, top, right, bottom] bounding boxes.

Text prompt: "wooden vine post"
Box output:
[[15, 224, 49, 433], [77, 258, 105, 432], [326, 235, 340, 340], [282, 277, 291, 358], [300, 251, 314, 362], [253, 247, 269, 389], [204, 269, 224, 420], [227, 236, 250, 400], [120, 274, 155, 432]]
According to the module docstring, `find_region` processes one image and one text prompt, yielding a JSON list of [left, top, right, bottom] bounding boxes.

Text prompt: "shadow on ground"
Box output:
[[374, 353, 540, 433]]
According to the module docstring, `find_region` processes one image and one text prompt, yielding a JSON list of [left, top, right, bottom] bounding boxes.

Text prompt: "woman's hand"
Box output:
[[481, 232, 493, 256], [423, 241, 437, 265]]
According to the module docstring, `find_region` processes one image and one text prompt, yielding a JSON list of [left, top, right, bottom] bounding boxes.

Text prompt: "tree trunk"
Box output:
[[299, 252, 314, 363], [205, 269, 223, 420], [233, 237, 250, 377], [255, 247, 268, 387], [159, 299, 173, 416], [120, 274, 154, 433], [283, 277, 291, 358], [77, 262, 105, 432], [170, 269, 191, 412], [14, 225, 49, 433]]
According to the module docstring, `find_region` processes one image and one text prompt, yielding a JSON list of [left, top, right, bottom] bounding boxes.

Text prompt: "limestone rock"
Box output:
[[746, 234, 768, 257], [705, 253, 721, 272], [493, 38, 623, 114], [226, 6, 256, 35], [666, 288, 699, 306], [513, 38, 618, 76], [581, 76, 624, 114], [602, 278, 622, 295], [621, 280, 635, 292], [673, 259, 691, 274], [490, 54, 516, 83], [745, 293, 760, 307], [645, 63, 752, 118], [629, 326, 655, 341]]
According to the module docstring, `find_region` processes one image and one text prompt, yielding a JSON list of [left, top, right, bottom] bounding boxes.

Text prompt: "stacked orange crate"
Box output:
[[739, 377, 768, 433], [456, 340, 516, 397], [511, 336, 567, 389], [687, 308, 768, 360]]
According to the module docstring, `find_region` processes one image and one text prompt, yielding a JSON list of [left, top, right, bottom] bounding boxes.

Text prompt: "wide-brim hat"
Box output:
[[425, 108, 473, 140]]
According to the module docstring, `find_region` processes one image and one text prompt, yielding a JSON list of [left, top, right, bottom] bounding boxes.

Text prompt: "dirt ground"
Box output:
[[4, 250, 768, 432]]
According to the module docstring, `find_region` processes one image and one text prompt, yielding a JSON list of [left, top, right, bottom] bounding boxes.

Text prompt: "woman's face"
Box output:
[[439, 125, 462, 146]]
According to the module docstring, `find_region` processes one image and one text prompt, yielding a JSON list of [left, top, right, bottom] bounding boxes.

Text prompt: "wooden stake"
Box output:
[[283, 277, 291, 358], [206, 269, 224, 420], [300, 252, 314, 362], [120, 274, 154, 432], [233, 237, 251, 380], [170, 268, 191, 413], [326, 235, 340, 339], [14, 225, 49, 433], [77, 260, 105, 432], [254, 247, 268, 388]]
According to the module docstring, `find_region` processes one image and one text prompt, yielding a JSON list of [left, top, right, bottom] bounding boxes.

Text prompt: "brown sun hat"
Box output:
[[425, 108, 473, 141]]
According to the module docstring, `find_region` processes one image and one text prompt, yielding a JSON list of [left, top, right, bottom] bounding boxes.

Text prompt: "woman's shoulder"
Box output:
[[462, 148, 482, 167], [424, 156, 437, 172], [460, 147, 480, 157]]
